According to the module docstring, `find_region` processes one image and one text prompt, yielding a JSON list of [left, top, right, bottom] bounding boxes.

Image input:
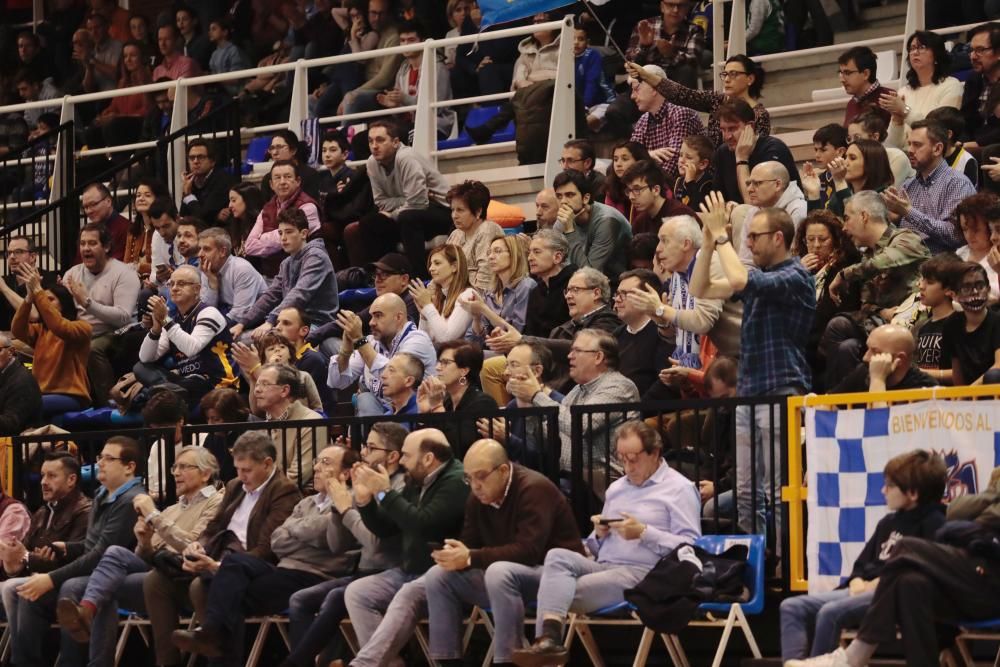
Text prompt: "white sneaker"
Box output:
[[785, 647, 852, 667]]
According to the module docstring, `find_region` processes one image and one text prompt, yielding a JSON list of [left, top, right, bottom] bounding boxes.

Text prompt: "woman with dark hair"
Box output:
[[882, 31, 963, 149], [125, 177, 170, 280], [823, 138, 894, 217], [626, 54, 770, 148], [955, 192, 1000, 300], [794, 209, 861, 385], [445, 180, 504, 293], [417, 339, 498, 457], [260, 129, 321, 200], [604, 140, 652, 218], [200, 388, 250, 481], [11, 266, 92, 416], [88, 40, 153, 147], [224, 181, 266, 257]]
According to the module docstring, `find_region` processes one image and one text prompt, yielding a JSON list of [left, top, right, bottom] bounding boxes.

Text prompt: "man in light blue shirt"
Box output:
[[512, 420, 701, 665]]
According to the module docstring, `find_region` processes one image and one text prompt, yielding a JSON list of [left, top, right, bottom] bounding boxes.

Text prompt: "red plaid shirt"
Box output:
[[626, 16, 705, 73], [631, 101, 705, 182]]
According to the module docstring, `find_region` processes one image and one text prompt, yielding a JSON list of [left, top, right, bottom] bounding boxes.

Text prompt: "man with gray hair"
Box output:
[[731, 161, 808, 267], [820, 190, 930, 388], [197, 227, 267, 327], [251, 363, 325, 485], [629, 63, 704, 183]]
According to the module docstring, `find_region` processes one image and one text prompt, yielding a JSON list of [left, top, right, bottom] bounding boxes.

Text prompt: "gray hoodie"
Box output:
[[240, 238, 339, 328]]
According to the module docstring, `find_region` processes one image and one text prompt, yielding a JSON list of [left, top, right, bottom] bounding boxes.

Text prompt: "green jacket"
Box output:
[[357, 458, 468, 574], [840, 224, 930, 311]]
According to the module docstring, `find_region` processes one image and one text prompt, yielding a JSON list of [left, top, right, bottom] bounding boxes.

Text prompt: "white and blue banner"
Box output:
[[805, 400, 1000, 593], [479, 0, 576, 29]]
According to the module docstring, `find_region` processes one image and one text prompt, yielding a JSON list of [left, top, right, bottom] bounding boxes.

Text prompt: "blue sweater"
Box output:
[[575, 48, 614, 108]]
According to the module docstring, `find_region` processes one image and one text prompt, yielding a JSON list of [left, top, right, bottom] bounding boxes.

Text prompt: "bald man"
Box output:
[[829, 324, 938, 394], [338, 429, 468, 667], [328, 293, 438, 416], [733, 161, 807, 262], [135, 265, 238, 403], [422, 440, 583, 666], [535, 189, 559, 229]]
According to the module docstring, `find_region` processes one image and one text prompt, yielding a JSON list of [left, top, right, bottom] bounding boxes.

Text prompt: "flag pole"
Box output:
[[576, 0, 628, 63]]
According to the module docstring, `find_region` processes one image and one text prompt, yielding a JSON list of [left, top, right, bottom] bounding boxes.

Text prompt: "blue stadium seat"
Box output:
[[243, 136, 272, 174], [61, 407, 143, 430], [437, 105, 516, 151], [339, 287, 377, 310]]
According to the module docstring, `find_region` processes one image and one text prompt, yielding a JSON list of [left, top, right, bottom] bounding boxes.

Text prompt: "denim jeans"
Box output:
[[533, 549, 647, 635], [779, 588, 874, 659], [343, 569, 424, 667], [425, 562, 541, 663], [287, 575, 355, 667], [79, 545, 151, 667]]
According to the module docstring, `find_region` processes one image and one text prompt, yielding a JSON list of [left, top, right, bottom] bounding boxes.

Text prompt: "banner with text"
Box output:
[[805, 400, 1000, 593]]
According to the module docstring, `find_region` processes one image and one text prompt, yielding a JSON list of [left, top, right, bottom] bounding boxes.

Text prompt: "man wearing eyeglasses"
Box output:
[[839, 46, 893, 128], [731, 161, 808, 265], [621, 159, 697, 236], [0, 236, 57, 331], [180, 138, 237, 224], [135, 264, 239, 404], [80, 182, 131, 261], [960, 23, 1000, 151]]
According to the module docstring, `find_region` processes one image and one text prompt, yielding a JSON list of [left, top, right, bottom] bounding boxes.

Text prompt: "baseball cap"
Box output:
[[369, 253, 413, 276]]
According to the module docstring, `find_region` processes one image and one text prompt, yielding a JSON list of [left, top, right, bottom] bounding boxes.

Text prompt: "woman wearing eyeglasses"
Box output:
[[882, 31, 963, 149], [625, 54, 769, 149]]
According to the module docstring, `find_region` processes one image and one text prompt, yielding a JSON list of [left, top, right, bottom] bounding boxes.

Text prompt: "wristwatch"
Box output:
[[376, 490, 388, 503], [353, 338, 368, 351], [654, 305, 665, 319], [714, 235, 731, 247]]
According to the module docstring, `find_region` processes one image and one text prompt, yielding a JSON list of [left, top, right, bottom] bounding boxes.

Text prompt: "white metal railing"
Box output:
[[0, 17, 577, 208]]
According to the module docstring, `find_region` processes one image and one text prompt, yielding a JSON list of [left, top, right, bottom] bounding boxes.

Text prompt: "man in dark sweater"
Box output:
[[7, 437, 144, 667], [339, 428, 468, 667], [179, 138, 237, 223], [0, 334, 42, 436], [423, 439, 583, 667], [613, 269, 674, 395], [0, 236, 58, 330], [830, 324, 938, 395]]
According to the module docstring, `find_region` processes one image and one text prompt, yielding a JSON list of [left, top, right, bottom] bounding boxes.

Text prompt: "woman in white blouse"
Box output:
[[445, 180, 504, 293], [882, 30, 963, 149], [410, 244, 478, 343]]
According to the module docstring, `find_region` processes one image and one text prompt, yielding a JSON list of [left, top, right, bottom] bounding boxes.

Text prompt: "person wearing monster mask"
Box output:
[[941, 262, 1000, 385]]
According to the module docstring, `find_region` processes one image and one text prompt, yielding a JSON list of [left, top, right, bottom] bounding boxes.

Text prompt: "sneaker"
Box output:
[[785, 647, 851, 667]]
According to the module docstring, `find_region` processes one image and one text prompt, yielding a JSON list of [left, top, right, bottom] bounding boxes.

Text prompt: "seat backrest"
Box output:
[[465, 105, 504, 129], [694, 534, 765, 615], [246, 136, 272, 164]]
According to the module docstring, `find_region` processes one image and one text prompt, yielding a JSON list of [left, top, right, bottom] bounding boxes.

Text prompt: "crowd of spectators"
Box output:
[[4, 1, 1000, 665]]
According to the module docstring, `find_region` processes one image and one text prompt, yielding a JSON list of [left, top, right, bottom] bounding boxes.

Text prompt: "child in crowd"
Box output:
[[908, 254, 959, 385], [780, 449, 947, 662], [926, 105, 979, 188], [942, 262, 1000, 385], [803, 123, 848, 211], [573, 24, 615, 131], [316, 130, 353, 200], [673, 134, 714, 211]]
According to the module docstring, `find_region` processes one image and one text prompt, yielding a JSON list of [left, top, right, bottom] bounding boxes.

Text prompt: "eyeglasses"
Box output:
[[569, 346, 600, 355], [4, 248, 29, 257], [187, 153, 210, 161], [625, 185, 650, 198], [463, 463, 504, 485], [270, 144, 289, 152], [971, 46, 995, 56], [167, 279, 198, 289], [563, 285, 595, 296], [315, 456, 338, 468], [82, 196, 109, 212], [361, 442, 392, 453], [374, 270, 402, 280], [437, 358, 457, 367], [616, 449, 647, 464], [719, 70, 748, 80], [745, 179, 779, 189], [170, 463, 200, 473], [837, 69, 860, 77], [558, 156, 584, 165], [97, 454, 123, 463], [907, 44, 928, 53], [746, 230, 779, 243]]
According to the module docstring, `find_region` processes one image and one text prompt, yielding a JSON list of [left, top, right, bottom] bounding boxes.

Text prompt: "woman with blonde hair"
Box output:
[[410, 244, 477, 343], [465, 235, 536, 354]]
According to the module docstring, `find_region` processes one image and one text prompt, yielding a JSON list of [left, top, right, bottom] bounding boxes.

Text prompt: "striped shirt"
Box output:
[[901, 159, 976, 254]]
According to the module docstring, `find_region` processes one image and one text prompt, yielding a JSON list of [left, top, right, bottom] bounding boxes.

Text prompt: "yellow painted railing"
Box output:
[[784, 384, 1000, 591]]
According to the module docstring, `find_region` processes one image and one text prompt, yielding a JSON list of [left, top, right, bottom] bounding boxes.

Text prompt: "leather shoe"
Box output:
[[56, 598, 93, 642], [171, 628, 224, 658], [511, 636, 569, 666]]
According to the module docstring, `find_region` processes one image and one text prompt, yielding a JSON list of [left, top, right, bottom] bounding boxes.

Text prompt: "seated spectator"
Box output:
[[697, 356, 738, 521], [956, 193, 1000, 300], [0, 453, 90, 582], [839, 46, 893, 127], [512, 420, 701, 664], [812, 138, 894, 218], [86, 40, 151, 148], [411, 244, 478, 345], [207, 16, 249, 96], [445, 181, 504, 293], [345, 20, 456, 140], [197, 226, 267, 326], [141, 388, 197, 500], [350, 120, 451, 274], [709, 100, 799, 205], [171, 445, 360, 663], [574, 23, 615, 130], [14, 69, 61, 132], [232, 333, 325, 415], [260, 131, 322, 202], [802, 123, 849, 212], [62, 223, 141, 407], [613, 269, 673, 395], [181, 139, 238, 224], [54, 446, 223, 666], [745, 0, 784, 55], [330, 293, 437, 416], [736, 162, 808, 251], [84, 12, 123, 92], [81, 182, 131, 261], [64, 29, 96, 99], [943, 262, 1000, 386], [628, 233, 658, 272], [553, 169, 632, 281], [123, 179, 170, 282], [925, 106, 979, 188], [848, 110, 915, 188], [340, 428, 467, 665], [272, 307, 335, 412], [604, 140, 652, 219], [780, 449, 946, 663], [560, 139, 608, 202], [223, 182, 265, 258], [176, 5, 212, 71], [0, 334, 42, 435], [417, 341, 497, 456], [316, 130, 354, 215], [821, 192, 930, 388], [141, 82, 173, 141], [250, 363, 325, 484], [12, 268, 92, 416], [910, 255, 960, 384], [628, 65, 705, 184], [960, 22, 1000, 150], [134, 265, 238, 402], [467, 235, 536, 352], [830, 324, 939, 394], [674, 133, 715, 211], [152, 23, 201, 81], [510, 328, 639, 474], [146, 197, 184, 293], [141, 431, 300, 667], [885, 120, 976, 254], [198, 388, 247, 481], [12, 31, 57, 86], [4, 437, 144, 667], [883, 31, 963, 150], [626, 54, 770, 150], [236, 208, 337, 340], [535, 188, 559, 229], [622, 160, 698, 236], [172, 217, 204, 270], [0, 235, 58, 330]]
